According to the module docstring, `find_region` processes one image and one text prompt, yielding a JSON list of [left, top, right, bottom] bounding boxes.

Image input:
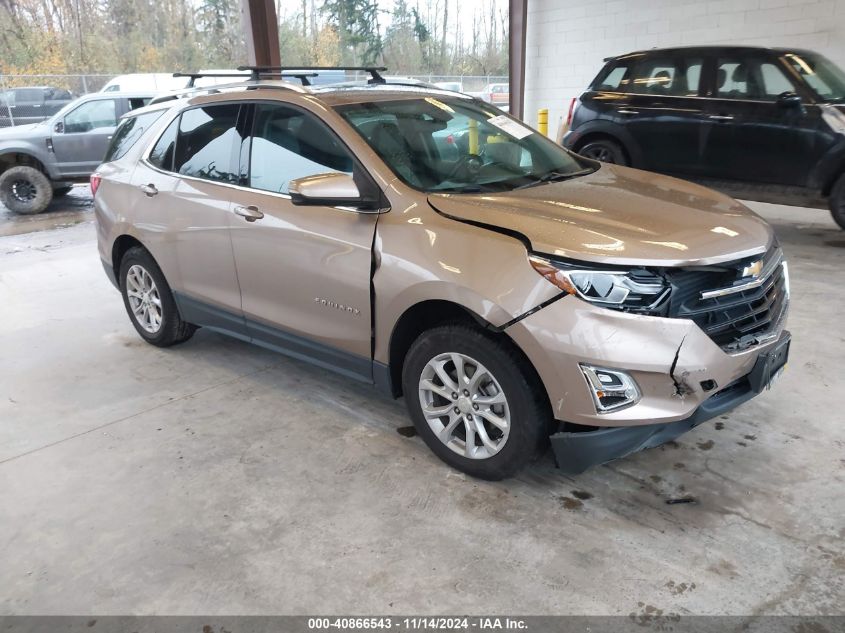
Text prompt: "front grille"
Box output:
[[666, 247, 788, 352]]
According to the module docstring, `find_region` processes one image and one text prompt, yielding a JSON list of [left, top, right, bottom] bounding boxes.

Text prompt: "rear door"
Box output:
[[701, 54, 817, 185], [129, 103, 247, 335], [52, 97, 120, 176], [615, 53, 707, 175], [228, 101, 379, 380]]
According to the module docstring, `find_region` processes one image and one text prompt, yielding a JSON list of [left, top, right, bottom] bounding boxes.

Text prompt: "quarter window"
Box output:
[[64, 99, 118, 133], [174, 104, 242, 184], [148, 117, 179, 171], [104, 110, 165, 162], [249, 103, 353, 194], [596, 65, 631, 91]]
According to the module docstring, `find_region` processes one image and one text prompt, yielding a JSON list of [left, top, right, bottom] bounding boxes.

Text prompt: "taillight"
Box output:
[[90, 173, 102, 196], [566, 98, 578, 127]]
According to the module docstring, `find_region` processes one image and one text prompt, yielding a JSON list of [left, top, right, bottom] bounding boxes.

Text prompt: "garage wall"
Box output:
[[524, 0, 845, 134]]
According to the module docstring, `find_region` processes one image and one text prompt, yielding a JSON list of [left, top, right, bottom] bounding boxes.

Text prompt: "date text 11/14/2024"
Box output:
[[307, 617, 528, 630]]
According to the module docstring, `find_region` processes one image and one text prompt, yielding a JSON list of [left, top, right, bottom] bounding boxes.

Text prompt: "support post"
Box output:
[[240, 0, 281, 67], [508, 0, 528, 121]]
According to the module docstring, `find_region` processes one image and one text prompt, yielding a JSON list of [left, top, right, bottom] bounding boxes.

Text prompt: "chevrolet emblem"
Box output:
[[742, 259, 764, 278]]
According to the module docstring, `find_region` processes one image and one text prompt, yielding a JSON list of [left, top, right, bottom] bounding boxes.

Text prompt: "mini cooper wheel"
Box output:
[[578, 138, 627, 165], [0, 165, 53, 215], [830, 174, 845, 231], [119, 246, 196, 347], [402, 324, 551, 480]]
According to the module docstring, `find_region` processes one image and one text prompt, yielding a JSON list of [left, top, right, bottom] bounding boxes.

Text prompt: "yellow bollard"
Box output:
[[468, 118, 479, 155], [538, 108, 549, 137]]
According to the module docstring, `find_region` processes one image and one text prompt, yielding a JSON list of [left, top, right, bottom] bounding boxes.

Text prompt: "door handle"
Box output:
[[233, 205, 264, 222], [708, 114, 735, 121], [616, 109, 639, 115], [139, 183, 158, 197]]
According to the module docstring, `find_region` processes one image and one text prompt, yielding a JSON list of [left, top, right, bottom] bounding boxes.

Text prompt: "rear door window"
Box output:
[[173, 104, 242, 184], [630, 57, 703, 96], [104, 110, 165, 162]]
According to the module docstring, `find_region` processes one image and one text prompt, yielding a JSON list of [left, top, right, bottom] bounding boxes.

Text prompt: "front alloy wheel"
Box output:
[[402, 324, 551, 480], [418, 352, 511, 459]]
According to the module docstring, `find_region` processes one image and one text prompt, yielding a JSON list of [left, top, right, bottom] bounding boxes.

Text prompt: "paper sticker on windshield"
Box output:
[[487, 114, 534, 140]]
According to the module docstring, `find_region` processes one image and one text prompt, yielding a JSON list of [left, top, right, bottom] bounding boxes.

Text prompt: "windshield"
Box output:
[[783, 52, 845, 102], [335, 97, 592, 193]]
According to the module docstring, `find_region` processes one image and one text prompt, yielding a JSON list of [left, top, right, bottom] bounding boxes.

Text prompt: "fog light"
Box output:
[[579, 365, 641, 412]]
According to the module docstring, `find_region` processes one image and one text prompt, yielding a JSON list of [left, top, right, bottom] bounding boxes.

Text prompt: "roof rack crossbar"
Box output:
[[237, 65, 388, 84], [173, 71, 319, 87], [173, 72, 250, 88]]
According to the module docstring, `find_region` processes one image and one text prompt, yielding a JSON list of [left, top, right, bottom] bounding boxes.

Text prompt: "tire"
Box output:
[[53, 186, 73, 198], [578, 138, 628, 165], [830, 174, 845, 231], [402, 324, 551, 480], [0, 165, 53, 214], [119, 246, 196, 347]]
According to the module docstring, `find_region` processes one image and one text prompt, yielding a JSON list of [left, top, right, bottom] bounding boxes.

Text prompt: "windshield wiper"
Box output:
[[514, 168, 594, 190], [435, 184, 501, 194]]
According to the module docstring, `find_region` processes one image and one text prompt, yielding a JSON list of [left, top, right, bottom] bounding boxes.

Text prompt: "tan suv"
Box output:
[[93, 68, 790, 480]]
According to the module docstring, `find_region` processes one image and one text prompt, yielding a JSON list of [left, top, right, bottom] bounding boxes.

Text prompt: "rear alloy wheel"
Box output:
[[119, 246, 196, 347], [830, 174, 845, 231], [402, 324, 551, 480], [578, 138, 627, 165], [0, 165, 53, 214]]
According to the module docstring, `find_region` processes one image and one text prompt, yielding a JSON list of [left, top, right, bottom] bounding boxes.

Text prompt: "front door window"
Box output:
[[64, 99, 117, 133]]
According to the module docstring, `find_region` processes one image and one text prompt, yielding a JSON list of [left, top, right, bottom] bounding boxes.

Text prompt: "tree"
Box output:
[[321, 0, 382, 65]]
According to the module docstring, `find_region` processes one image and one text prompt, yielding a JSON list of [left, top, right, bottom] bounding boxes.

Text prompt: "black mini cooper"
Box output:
[[562, 46, 845, 230]]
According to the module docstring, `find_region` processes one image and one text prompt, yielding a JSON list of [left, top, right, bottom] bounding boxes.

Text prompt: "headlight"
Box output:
[[529, 254, 669, 313]]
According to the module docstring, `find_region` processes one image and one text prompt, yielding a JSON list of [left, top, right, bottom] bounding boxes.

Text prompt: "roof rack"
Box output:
[[173, 71, 318, 87], [236, 65, 388, 84]]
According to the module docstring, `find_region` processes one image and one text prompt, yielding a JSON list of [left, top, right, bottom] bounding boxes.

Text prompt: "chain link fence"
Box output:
[[0, 73, 509, 128]]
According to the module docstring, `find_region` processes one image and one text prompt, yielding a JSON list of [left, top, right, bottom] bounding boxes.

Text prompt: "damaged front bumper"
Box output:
[[550, 330, 791, 473], [504, 294, 790, 472]]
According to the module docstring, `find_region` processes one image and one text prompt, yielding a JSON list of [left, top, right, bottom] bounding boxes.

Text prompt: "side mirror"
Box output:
[[53, 121, 64, 134], [777, 92, 802, 108], [289, 172, 378, 210]]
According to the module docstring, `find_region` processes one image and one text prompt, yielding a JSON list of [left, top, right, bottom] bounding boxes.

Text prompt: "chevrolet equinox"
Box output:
[[93, 68, 790, 480]]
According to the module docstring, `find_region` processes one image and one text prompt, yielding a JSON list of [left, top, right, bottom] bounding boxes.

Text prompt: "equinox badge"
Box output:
[[315, 297, 361, 316]]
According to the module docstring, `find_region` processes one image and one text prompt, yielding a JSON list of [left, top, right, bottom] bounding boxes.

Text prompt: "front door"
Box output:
[[228, 102, 379, 381], [701, 55, 818, 186], [52, 97, 120, 177]]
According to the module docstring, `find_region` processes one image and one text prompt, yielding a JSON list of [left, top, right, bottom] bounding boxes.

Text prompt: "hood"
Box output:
[[0, 123, 42, 140], [427, 164, 774, 267]]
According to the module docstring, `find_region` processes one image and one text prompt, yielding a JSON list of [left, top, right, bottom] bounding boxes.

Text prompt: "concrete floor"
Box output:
[[0, 185, 92, 237], [1, 202, 843, 616]]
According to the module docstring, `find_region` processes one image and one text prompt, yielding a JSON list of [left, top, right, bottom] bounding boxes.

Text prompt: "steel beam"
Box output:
[[240, 0, 281, 67], [508, 0, 528, 120]]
